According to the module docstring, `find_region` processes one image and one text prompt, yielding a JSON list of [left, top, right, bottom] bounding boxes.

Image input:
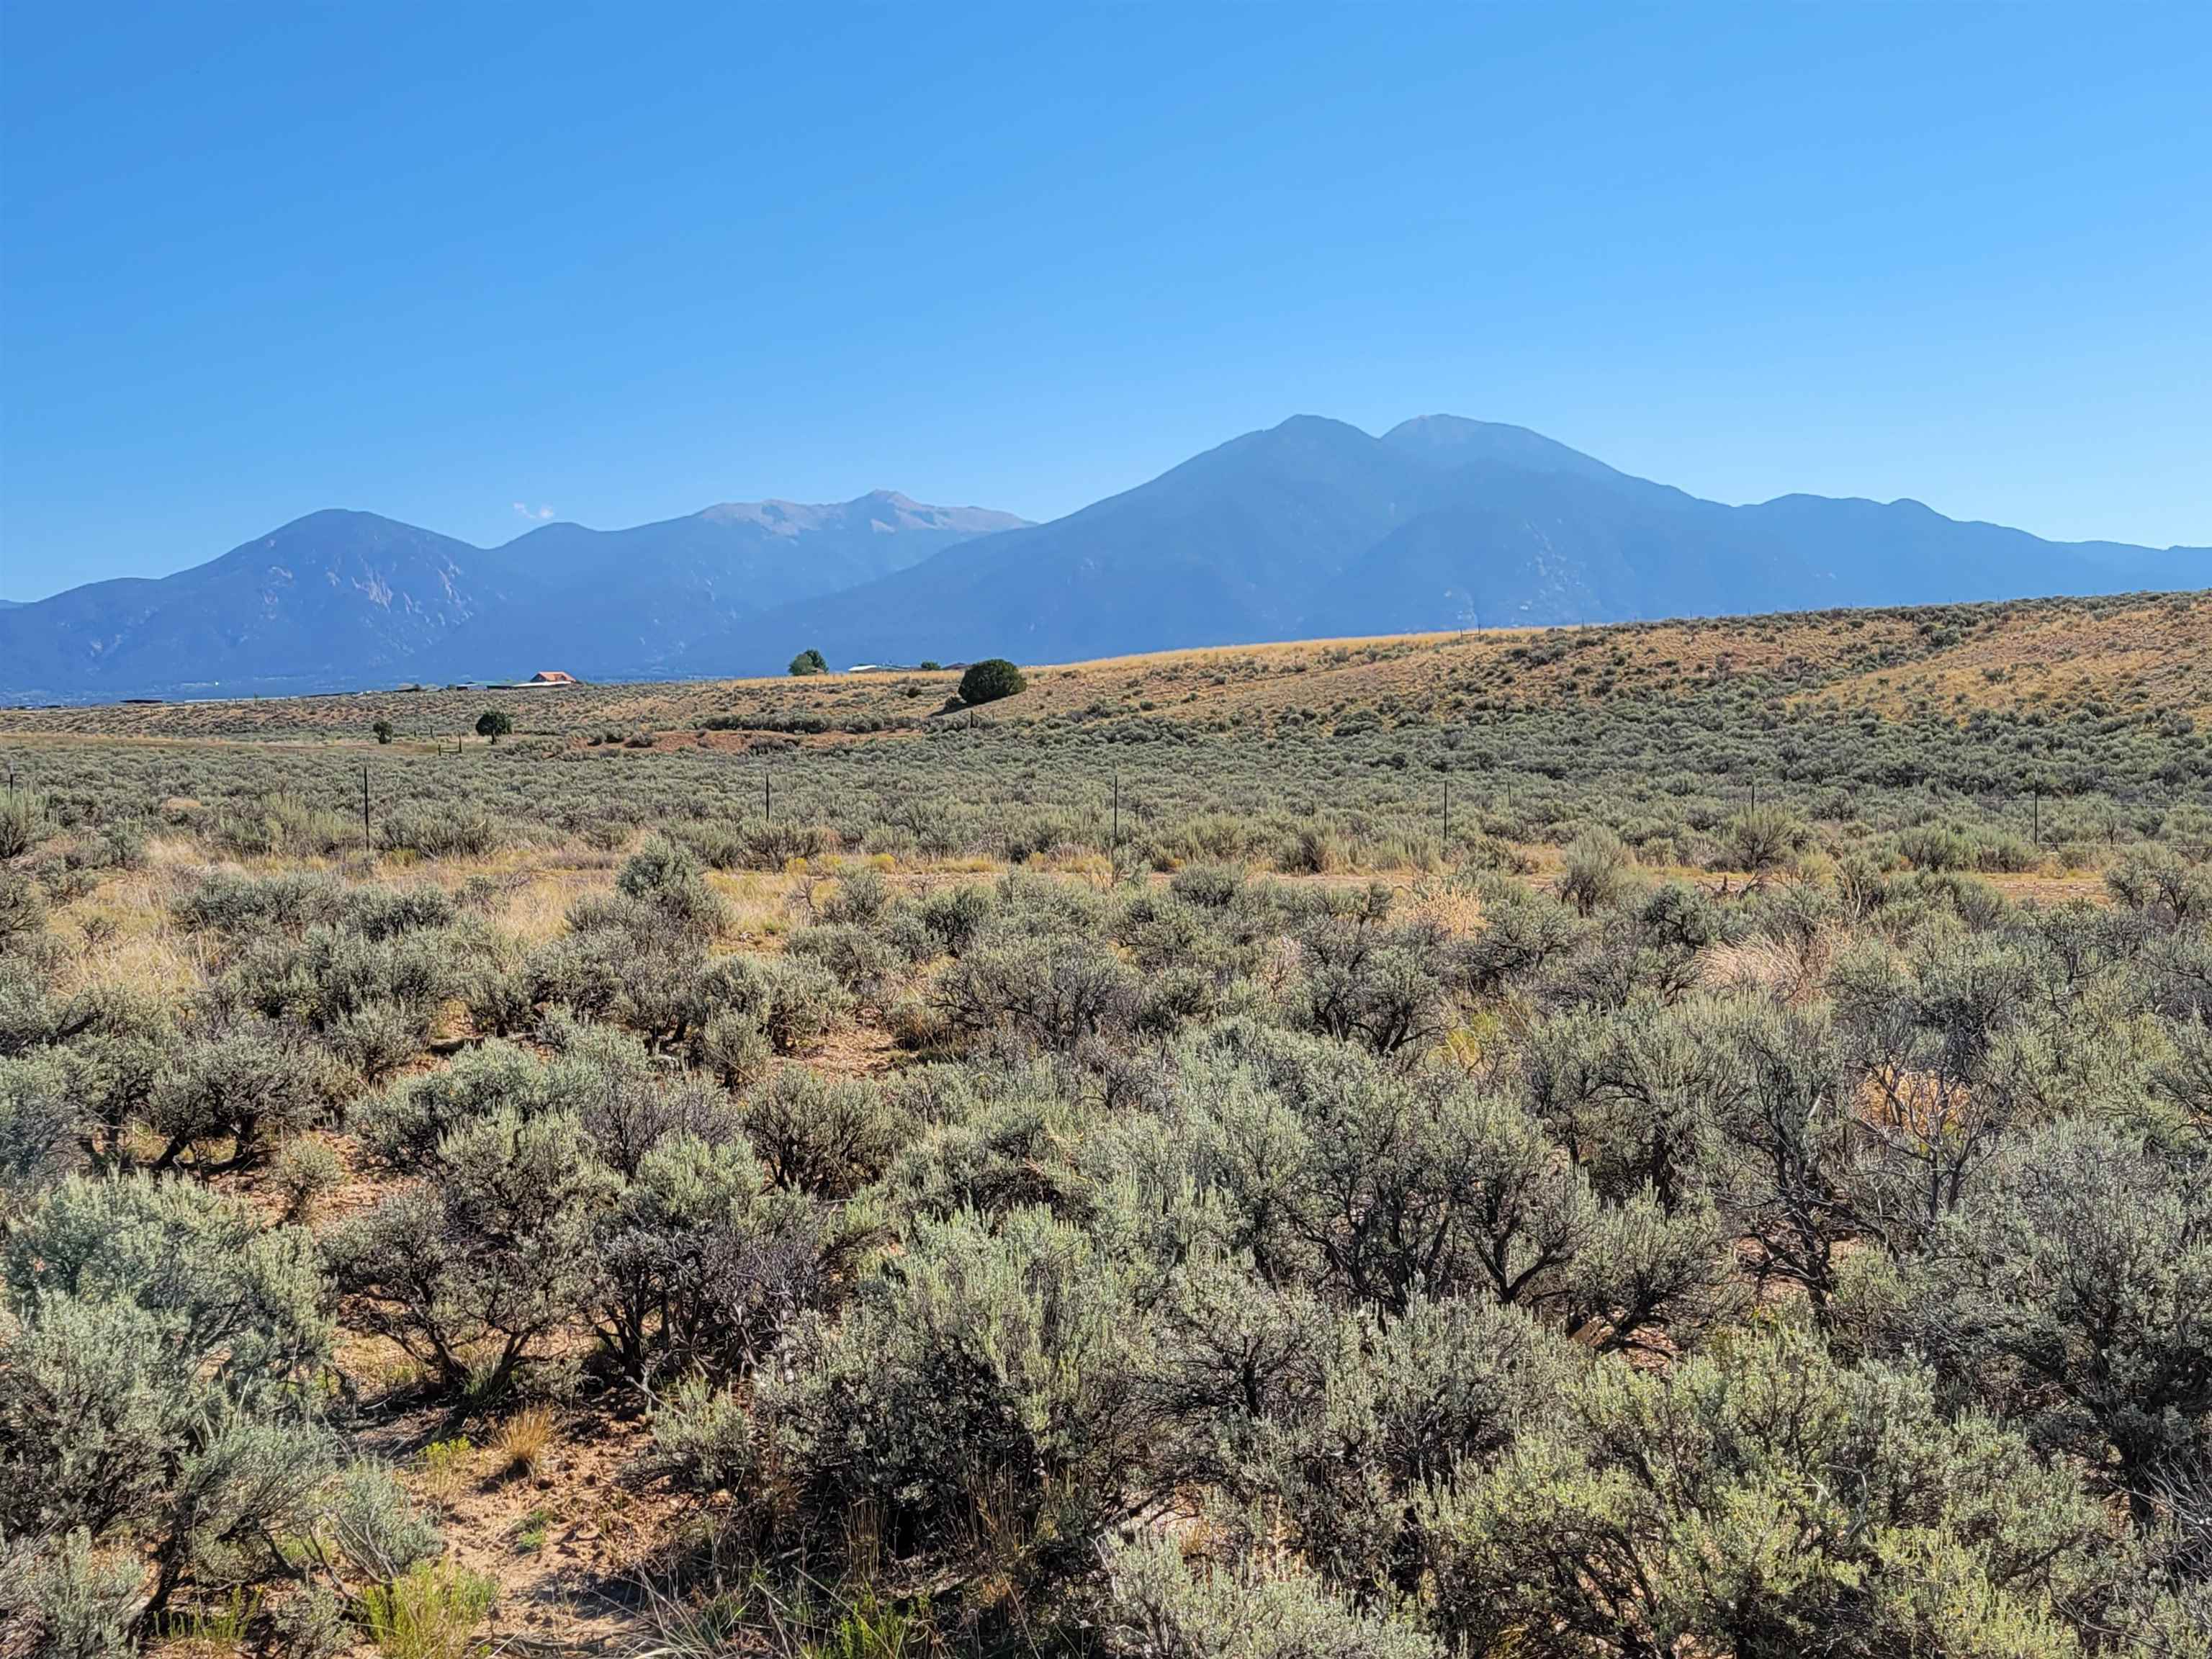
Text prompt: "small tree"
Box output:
[[958, 658, 1026, 706], [918, 660, 943, 672], [788, 649, 828, 677], [475, 709, 511, 744], [371, 720, 394, 745]]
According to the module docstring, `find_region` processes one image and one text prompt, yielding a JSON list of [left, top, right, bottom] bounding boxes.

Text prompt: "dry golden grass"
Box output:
[[490, 1405, 558, 1479], [49, 855, 210, 1002]]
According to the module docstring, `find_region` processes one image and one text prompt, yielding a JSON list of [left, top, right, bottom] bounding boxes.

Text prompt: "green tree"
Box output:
[[371, 719, 394, 745], [788, 648, 829, 677], [958, 657, 1027, 704], [474, 709, 511, 743]]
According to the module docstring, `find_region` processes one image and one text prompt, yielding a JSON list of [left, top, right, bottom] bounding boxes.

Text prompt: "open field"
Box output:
[[4, 591, 2211, 1659]]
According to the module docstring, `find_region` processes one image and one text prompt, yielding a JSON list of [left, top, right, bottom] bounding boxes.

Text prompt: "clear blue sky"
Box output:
[[3, 2, 2207, 600]]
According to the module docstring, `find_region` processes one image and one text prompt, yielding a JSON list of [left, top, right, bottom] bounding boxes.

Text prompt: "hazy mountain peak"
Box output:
[[691, 493, 1027, 538], [1381, 413, 1622, 481]]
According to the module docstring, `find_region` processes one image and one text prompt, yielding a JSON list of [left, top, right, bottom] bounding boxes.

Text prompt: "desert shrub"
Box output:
[[222, 923, 453, 1053], [1828, 933, 2038, 1246], [616, 834, 728, 938], [2109, 847, 2212, 925], [272, 1588, 353, 1659], [1419, 1324, 2108, 1659], [1102, 1534, 1442, 1659], [786, 922, 906, 1007], [354, 1038, 555, 1169], [274, 1136, 346, 1223], [0, 1053, 77, 1217], [328, 1108, 620, 1398], [910, 882, 994, 957], [1280, 822, 1346, 875], [763, 1206, 1155, 1577], [1718, 802, 1808, 878], [739, 1066, 905, 1197], [4, 1172, 333, 1411], [1171, 1286, 1578, 1592], [1, 1174, 339, 1631], [0, 1528, 145, 1659], [379, 804, 502, 858], [1870, 1114, 2212, 1496], [1557, 825, 1634, 916], [957, 657, 1027, 705], [1169, 861, 1246, 909], [593, 1129, 840, 1380], [819, 865, 892, 926], [0, 786, 52, 861], [1899, 819, 2041, 876], [211, 793, 356, 859], [176, 869, 343, 936], [1455, 875, 1586, 997], [1289, 906, 1452, 1058], [305, 1460, 444, 1583], [697, 1009, 772, 1092], [144, 1017, 349, 1166], [883, 1097, 1086, 1225], [326, 997, 430, 1082], [694, 952, 855, 1055], [0, 866, 49, 944], [62, 820, 146, 873], [648, 1374, 761, 1495], [936, 932, 1141, 1051]]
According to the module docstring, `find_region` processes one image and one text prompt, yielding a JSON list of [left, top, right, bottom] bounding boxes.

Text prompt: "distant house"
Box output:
[[527, 670, 580, 685]]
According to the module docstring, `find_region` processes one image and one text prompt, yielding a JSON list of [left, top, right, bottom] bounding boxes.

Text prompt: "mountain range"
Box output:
[[3, 415, 2205, 703]]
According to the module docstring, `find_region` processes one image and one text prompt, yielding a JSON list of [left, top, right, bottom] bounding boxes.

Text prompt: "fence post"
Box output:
[[361, 765, 371, 856]]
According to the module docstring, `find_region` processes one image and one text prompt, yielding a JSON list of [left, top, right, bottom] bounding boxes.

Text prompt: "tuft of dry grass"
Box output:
[[490, 1406, 557, 1479]]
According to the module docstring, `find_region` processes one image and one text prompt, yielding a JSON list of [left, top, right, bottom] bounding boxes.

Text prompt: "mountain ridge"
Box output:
[[665, 415, 2208, 675], [3, 418, 2204, 703]]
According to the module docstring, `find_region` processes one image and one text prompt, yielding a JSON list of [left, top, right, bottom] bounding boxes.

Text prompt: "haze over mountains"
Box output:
[[3, 415, 2205, 703]]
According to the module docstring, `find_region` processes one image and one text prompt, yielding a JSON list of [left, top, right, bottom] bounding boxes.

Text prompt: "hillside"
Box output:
[[8, 590, 2206, 745]]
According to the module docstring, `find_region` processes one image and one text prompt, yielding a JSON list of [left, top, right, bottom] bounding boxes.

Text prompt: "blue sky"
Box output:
[[2, 2, 2207, 599]]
